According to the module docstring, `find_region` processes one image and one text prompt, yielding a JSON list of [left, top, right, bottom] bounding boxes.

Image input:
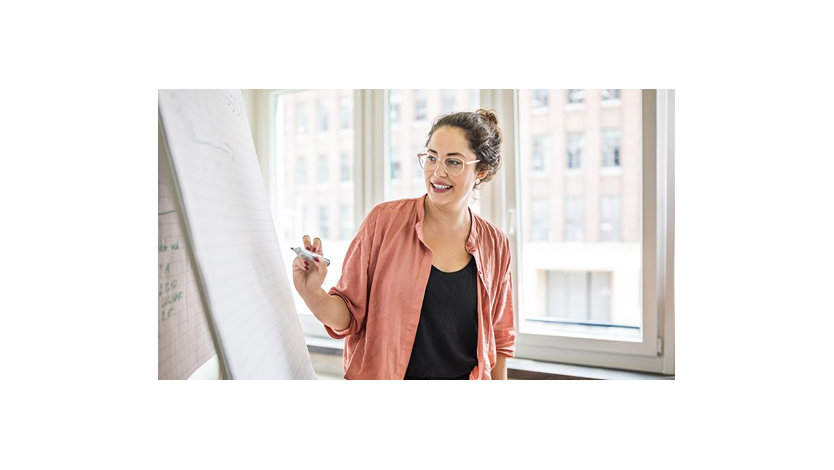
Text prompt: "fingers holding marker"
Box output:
[[302, 234, 312, 251], [292, 256, 309, 271], [313, 237, 322, 255]]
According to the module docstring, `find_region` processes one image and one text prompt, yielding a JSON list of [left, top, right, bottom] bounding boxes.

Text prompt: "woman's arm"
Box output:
[[491, 353, 508, 380], [301, 287, 351, 331]]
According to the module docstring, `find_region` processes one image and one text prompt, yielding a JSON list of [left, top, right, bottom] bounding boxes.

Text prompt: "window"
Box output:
[[602, 89, 621, 101], [295, 154, 307, 183], [442, 90, 455, 113], [296, 103, 308, 134], [340, 96, 352, 130], [566, 133, 584, 169], [259, 89, 673, 374], [517, 89, 643, 347], [531, 135, 549, 173], [269, 90, 355, 330], [567, 89, 585, 105], [389, 90, 401, 125], [340, 151, 351, 182], [413, 143, 424, 183], [339, 204, 353, 239], [530, 198, 550, 241], [390, 148, 401, 180], [600, 195, 621, 242], [532, 89, 549, 108], [543, 271, 612, 324], [564, 196, 584, 242], [317, 153, 328, 184], [318, 205, 329, 238], [601, 129, 622, 167], [318, 99, 328, 132], [414, 90, 428, 122]]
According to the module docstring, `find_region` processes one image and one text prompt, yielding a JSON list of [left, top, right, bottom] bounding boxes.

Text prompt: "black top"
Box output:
[[404, 256, 478, 379]]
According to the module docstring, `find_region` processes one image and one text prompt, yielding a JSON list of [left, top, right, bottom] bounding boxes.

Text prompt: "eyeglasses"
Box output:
[[417, 153, 480, 176]]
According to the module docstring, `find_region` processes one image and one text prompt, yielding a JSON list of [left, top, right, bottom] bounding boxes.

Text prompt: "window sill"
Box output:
[[305, 336, 673, 380]]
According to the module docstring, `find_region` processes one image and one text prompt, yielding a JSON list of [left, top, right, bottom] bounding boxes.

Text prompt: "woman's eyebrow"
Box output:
[[427, 148, 465, 157]]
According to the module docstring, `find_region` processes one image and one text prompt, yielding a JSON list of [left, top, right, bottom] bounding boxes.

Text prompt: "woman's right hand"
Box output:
[[292, 235, 328, 299]]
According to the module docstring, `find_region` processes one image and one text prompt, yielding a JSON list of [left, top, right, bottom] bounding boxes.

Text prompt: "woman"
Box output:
[[292, 109, 515, 380]]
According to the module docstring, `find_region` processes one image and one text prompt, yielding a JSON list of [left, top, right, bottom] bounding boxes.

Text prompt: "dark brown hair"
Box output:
[[424, 109, 503, 188]]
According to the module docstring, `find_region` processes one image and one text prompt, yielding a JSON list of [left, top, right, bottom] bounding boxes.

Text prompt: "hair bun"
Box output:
[[475, 108, 501, 141], [475, 109, 499, 128]]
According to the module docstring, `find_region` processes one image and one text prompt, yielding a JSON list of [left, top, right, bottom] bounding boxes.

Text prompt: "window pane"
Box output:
[[566, 133, 584, 169], [385, 89, 481, 208], [532, 135, 549, 173], [271, 90, 354, 319], [518, 89, 641, 341], [601, 129, 622, 167], [564, 196, 584, 242]]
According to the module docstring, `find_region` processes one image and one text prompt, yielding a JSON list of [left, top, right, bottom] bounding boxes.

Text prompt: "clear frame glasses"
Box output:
[[417, 153, 480, 176]]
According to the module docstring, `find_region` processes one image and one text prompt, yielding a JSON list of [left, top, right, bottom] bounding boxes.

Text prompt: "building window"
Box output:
[[530, 198, 550, 241], [414, 90, 428, 122], [339, 204, 353, 239], [600, 195, 621, 242], [567, 89, 585, 105], [566, 132, 584, 169], [390, 148, 401, 180], [413, 144, 424, 182], [318, 205, 329, 238], [340, 151, 351, 182], [564, 196, 584, 242], [318, 99, 328, 132], [532, 89, 549, 108], [295, 154, 307, 183], [441, 90, 455, 113], [340, 96, 352, 130], [602, 89, 621, 101], [601, 129, 622, 167], [317, 154, 328, 184], [545, 271, 612, 323], [531, 135, 548, 173], [296, 103, 308, 134], [389, 90, 401, 125]]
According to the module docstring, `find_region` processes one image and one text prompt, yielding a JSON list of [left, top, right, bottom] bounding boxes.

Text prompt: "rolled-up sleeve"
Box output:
[[492, 238, 516, 357], [324, 208, 377, 339]]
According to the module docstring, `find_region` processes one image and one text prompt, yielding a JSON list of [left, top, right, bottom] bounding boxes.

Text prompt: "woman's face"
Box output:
[[424, 126, 485, 210]]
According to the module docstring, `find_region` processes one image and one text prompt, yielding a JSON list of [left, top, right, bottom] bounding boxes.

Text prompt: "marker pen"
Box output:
[[290, 247, 331, 266]]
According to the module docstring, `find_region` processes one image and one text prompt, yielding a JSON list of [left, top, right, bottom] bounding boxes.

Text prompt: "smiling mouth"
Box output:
[[431, 182, 453, 190]]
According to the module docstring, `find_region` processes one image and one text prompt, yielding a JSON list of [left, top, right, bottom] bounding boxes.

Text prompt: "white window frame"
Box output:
[[253, 89, 674, 375], [480, 89, 674, 374]]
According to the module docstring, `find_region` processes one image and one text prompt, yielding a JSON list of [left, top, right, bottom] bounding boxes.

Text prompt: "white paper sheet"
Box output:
[[158, 89, 316, 379]]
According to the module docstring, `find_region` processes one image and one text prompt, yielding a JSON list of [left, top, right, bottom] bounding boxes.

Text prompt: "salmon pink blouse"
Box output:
[[325, 195, 516, 379]]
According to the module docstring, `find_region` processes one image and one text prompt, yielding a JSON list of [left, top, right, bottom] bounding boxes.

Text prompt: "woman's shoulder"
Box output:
[[472, 211, 509, 246], [357, 197, 421, 234], [370, 197, 421, 218]]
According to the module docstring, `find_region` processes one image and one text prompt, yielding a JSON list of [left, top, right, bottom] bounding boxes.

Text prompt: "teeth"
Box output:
[[433, 183, 452, 189]]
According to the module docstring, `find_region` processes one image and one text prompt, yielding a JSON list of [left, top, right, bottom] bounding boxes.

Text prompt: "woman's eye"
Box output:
[[447, 159, 462, 166], [427, 155, 437, 162]]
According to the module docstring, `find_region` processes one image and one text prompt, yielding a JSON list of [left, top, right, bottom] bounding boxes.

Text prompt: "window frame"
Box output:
[[482, 89, 674, 374], [254, 89, 674, 375]]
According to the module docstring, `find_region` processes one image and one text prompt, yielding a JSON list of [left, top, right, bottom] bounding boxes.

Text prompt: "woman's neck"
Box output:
[[423, 197, 471, 236]]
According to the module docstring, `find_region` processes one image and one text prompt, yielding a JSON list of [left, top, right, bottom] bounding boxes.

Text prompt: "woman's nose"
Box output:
[[432, 161, 448, 177]]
